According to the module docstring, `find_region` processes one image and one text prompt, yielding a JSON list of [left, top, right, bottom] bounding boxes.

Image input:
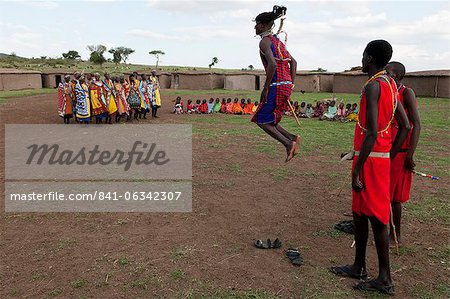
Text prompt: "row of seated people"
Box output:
[[173, 97, 258, 115], [288, 100, 359, 121], [172, 96, 359, 122]]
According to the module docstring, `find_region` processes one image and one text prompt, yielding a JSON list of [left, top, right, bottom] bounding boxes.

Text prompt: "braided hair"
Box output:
[[255, 5, 286, 25]]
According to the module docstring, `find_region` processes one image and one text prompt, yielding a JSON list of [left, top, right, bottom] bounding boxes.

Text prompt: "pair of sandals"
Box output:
[[286, 136, 301, 163], [330, 265, 395, 296], [334, 220, 354, 235], [254, 238, 303, 266]]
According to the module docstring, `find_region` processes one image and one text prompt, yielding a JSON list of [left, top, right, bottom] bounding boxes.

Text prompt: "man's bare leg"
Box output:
[[369, 216, 393, 287], [258, 123, 295, 161], [276, 124, 300, 153]]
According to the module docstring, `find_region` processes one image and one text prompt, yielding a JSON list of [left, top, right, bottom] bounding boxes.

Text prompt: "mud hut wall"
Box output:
[[293, 74, 320, 92], [175, 74, 214, 90], [211, 74, 225, 89], [258, 75, 266, 90], [41, 74, 55, 88], [224, 75, 255, 90], [158, 74, 172, 89], [436, 76, 450, 98], [333, 74, 366, 94], [318, 74, 334, 92], [0, 73, 42, 91], [402, 76, 450, 98]]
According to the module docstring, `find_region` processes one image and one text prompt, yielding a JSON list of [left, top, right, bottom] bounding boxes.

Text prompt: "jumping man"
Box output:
[[252, 5, 300, 162]]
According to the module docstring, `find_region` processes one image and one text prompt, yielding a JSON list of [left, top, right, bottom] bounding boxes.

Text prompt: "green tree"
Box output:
[[209, 57, 219, 69], [119, 47, 134, 64], [108, 48, 122, 67], [149, 50, 165, 69], [248, 65, 254, 70], [62, 50, 81, 60], [87, 44, 107, 67]]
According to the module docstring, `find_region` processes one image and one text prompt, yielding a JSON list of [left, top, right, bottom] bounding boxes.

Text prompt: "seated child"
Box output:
[[252, 101, 258, 114], [199, 99, 208, 114], [213, 98, 221, 113], [293, 101, 300, 114], [335, 102, 346, 120], [344, 103, 352, 117], [226, 98, 233, 114], [298, 102, 307, 117], [243, 99, 254, 114], [186, 100, 195, 114], [173, 96, 183, 114], [195, 99, 201, 114], [313, 101, 324, 118], [207, 98, 214, 113], [232, 98, 244, 115], [320, 100, 337, 120], [305, 103, 313, 118], [346, 103, 358, 121], [240, 98, 246, 109], [220, 98, 227, 113]]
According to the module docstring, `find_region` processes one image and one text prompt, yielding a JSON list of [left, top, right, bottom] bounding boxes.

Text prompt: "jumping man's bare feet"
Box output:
[[285, 141, 297, 163]]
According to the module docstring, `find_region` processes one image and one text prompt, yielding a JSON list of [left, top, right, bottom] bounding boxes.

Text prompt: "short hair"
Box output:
[[364, 40, 393, 68], [388, 61, 406, 80], [255, 5, 286, 25]]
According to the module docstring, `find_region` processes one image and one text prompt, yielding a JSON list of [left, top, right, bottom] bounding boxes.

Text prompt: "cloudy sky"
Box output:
[[0, 0, 449, 72]]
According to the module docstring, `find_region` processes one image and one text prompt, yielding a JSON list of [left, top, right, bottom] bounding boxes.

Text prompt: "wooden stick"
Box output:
[[390, 206, 399, 256], [286, 99, 301, 127]]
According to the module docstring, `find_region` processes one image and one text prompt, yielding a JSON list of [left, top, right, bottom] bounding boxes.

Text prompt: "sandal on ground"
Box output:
[[354, 279, 395, 296], [285, 248, 303, 266], [334, 220, 354, 235], [254, 238, 282, 249], [330, 265, 367, 280]]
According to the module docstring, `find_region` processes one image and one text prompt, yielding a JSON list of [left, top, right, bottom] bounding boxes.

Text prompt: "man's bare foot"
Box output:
[[285, 141, 297, 163]]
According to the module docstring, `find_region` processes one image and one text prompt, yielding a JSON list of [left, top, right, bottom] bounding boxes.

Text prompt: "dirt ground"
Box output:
[[0, 92, 449, 299]]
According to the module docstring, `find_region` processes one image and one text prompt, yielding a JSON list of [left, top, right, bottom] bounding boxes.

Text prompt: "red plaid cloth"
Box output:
[[252, 35, 293, 124]]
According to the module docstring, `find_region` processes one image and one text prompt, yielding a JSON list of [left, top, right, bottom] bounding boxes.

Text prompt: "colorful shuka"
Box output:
[[75, 80, 91, 122], [251, 34, 292, 124], [352, 71, 398, 225], [138, 80, 150, 110], [89, 81, 108, 118], [114, 82, 130, 115], [150, 75, 162, 108], [102, 78, 118, 116], [57, 81, 74, 118], [70, 79, 78, 114], [390, 83, 416, 203], [146, 79, 154, 106], [126, 82, 143, 110]]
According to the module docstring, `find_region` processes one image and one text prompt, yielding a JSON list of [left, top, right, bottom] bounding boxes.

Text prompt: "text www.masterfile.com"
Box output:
[[9, 191, 183, 201]]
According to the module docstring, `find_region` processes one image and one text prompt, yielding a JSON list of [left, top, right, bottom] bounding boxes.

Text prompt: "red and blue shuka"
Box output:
[[352, 72, 398, 225], [251, 35, 292, 125], [390, 84, 416, 203]]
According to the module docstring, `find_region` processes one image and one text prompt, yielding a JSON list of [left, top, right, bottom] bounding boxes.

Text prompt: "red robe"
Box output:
[[390, 84, 416, 203], [352, 74, 397, 225]]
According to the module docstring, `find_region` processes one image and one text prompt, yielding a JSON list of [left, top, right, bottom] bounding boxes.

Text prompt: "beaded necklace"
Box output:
[[357, 70, 397, 135]]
